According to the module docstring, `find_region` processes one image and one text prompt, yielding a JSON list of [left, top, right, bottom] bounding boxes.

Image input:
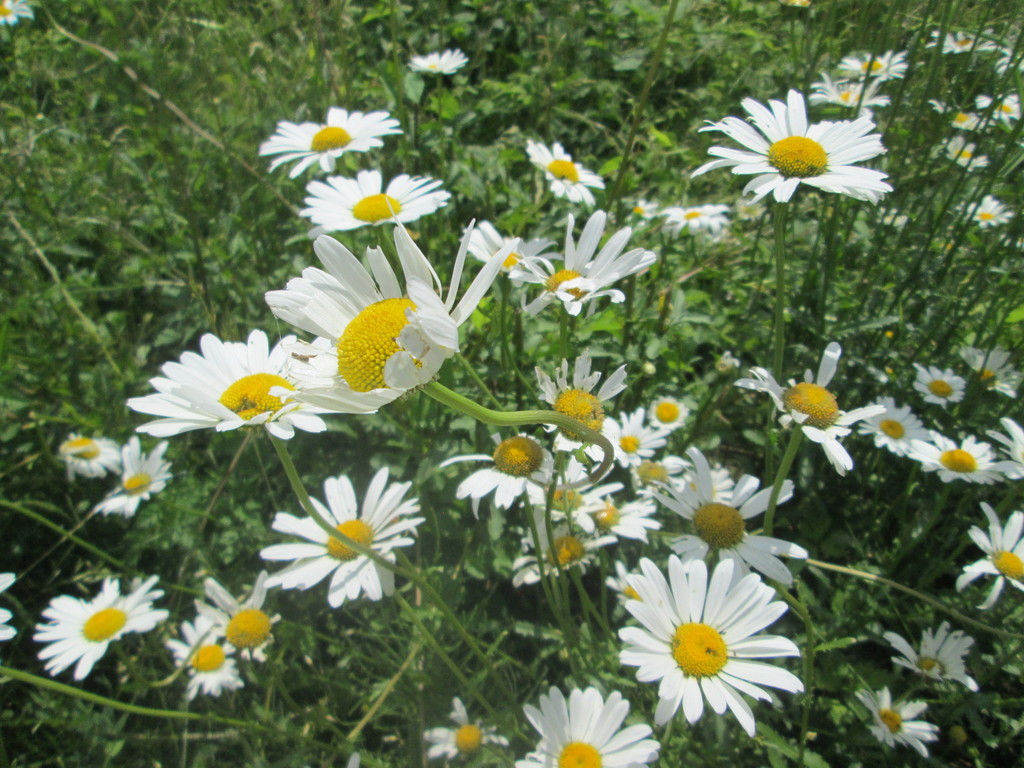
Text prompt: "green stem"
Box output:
[[772, 203, 789, 377], [763, 428, 802, 537], [1, 500, 125, 571]]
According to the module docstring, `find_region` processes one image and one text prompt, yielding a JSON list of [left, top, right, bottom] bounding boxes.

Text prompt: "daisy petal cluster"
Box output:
[[838, 50, 908, 81], [465, 220, 554, 273], [441, 433, 554, 516], [302, 170, 450, 232], [960, 346, 1019, 397], [408, 49, 468, 75], [856, 397, 930, 456], [975, 94, 1021, 124], [93, 437, 172, 517], [525, 141, 605, 206], [809, 73, 890, 115], [956, 502, 1024, 609], [856, 687, 938, 756], [945, 136, 989, 169], [967, 194, 1013, 228], [906, 432, 1008, 484], [661, 204, 731, 237], [424, 697, 508, 760], [607, 407, 671, 468], [912, 363, 965, 407], [884, 621, 977, 690], [58, 434, 121, 480], [648, 396, 689, 431], [196, 572, 278, 662], [166, 615, 244, 700]]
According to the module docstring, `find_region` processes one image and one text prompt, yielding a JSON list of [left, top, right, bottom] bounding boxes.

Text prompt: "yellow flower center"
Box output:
[[954, 112, 971, 124], [632, 205, 645, 215], [62, 437, 100, 459], [545, 269, 586, 299], [672, 622, 728, 677], [502, 251, 520, 268], [336, 298, 416, 392], [226, 609, 272, 649], [219, 373, 294, 420], [918, 657, 940, 673], [684, 210, 703, 220], [939, 449, 977, 473], [693, 503, 745, 549], [0, 6, 11, 16], [123, 473, 152, 495], [879, 419, 905, 438], [454, 724, 483, 754], [310, 126, 353, 152], [620, 435, 640, 454], [549, 535, 586, 566], [980, 368, 997, 383], [636, 460, 668, 485], [553, 388, 604, 441], [994, 550, 1024, 580], [492, 436, 544, 477], [352, 194, 403, 223], [191, 644, 227, 672], [927, 379, 954, 397], [1001, 104, 1014, 114], [866, 60, 885, 73], [767, 136, 828, 178], [547, 159, 580, 183], [593, 501, 620, 531], [654, 401, 681, 423], [558, 742, 601, 768], [878, 708, 903, 734], [782, 382, 840, 428], [326, 519, 375, 561], [623, 585, 641, 601], [82, 607, 127, 642], [978, 212, 995, 222], [552, 489, 583, 512]]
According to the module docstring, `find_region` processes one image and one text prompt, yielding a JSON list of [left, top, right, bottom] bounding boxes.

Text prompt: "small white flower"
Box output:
[[93, 437, 172, 517], [631, 455, 690, 493], [441, 434, 554, 516], [57, 434, 121, 480], [930, 100, 982, 130], [883, 622, 978, 691], [856, 397, 930, 456], [511, 513, 615, 588], [907, 432, 1010, 485], [838, 50, 908, 81], [987, 417, 1024, 479], [424, 697, 508, 760], [967, 194, 1013, 228], [464, 220, 554, 273], [912, 363, 966, 407], [809, 73, 890, 115], [956, 502, 1024, 609], [0, 0, 33, 26], [606, 408, 672, 468], [945, 136, 989, 169], [525, 141, 605, 206], [166, 615, 244, 700], [301, 169, 450, 232], [855, 687, 938, 757], [0, 574, 16, 642], [195, 571, 278, 662], [975, 94, 1020, 124], [648, 396, 689, 430], [661, 204, 731, 237], [631, 199, 661, 219], [928, 30, 999, 55], [408, 49, 468, 75], [960, 346, 1019, 397]]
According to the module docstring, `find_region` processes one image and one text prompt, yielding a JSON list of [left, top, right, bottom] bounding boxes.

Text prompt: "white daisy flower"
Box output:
[[912, 363, 966, 407], [266, 224, 511, 414], [166, 614, 244, 700], [928, 30, 999, 55], [525, 457, 625, 530], [987, 417, 1024, 479], [736, 342, 885, 475], [619, 556, 803, 734], [960, 346, 1019, 397], [0, 574, 16, 642], [607, 408, 672, 468], [127, 329, 327, 440], [856, 688, 938, 757], [441, 434, 554, 516], [856, 397, 930, 456], [517, 686, 660, 768], [34, 576, 168, 680], [57, 434, 121, 480], [631, 199, 661, 219], [907, 432, 1009, 485], [661, 204, 731, 237], [606, 561, 643, 603], [975, 94, 1020, 124], [511, 210, 655, 317], [945, 136, 989, 169], [648, 396, 688, 431], [631, 455, 690, 492], [995, 46, 1024, 76], [809, 73, 890, 115], [956, 502, 1024, 609], [654, 447, 807, 584], [195, 571, 278, 662], [408, 49, 468, 75], [511, 513, 615, 588], [261, 468, 424, 608], [464, 220, 554, 273], [716, 350, 742, 372], [525, 141, 605, 206], [0, 0, 33, 26], [838, 50, 908, 81], [424, 696, 508, 760], [259, 108, 402, 178], [968, 194, 1013, 228], [883, 621, 978, 691], [301, 170, 450, 232], [93, 437, 171, 517], [589, 497, 661, 542], [692, 89, 892, 204]]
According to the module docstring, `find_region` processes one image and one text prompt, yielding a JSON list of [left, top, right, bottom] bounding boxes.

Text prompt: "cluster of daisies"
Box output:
[[58, 433, 171, 518], [809, 50, 906, 118]]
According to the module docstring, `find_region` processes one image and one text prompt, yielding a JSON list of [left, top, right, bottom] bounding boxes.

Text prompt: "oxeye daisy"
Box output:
[[960, 346, 1019, 397], [654, 447, 807, 584], [166, 615, 244, 700], [408, 49, 468, 75], [127, 329, 327, 439], [512, 210, 655, 317], [855, 688, 938, 757], [631, 455, 690, 492], [195, 571, 278, 662], [987, 417, 1024, 479], [261, 468, 424, 608], [34, 576, 168, 680], [631, 199, 661, 219], [526, 457, 626, 531], [607, 408, 672, 468], [692, 89, 891, 203], [945, 136, 989, 169], [424, 697, 508, 761], [441, 434, 554, 516], [465, 220, 555, 273], [907, 432, 1009, 484], [975, 94, 1020, 124], [589, 497, 661, 542], [912, 363, 966, 407], [525, 141, 605, 206], [301, 170, 449, 233], [517, 686, 660, 768], [512, 513, 615, 588], [0, 0, 33, 26], [661, 204, 731, 237], [856, 397, 930, 457], [809, 73, 890, 115], [259, 108, 402, 178], [967, 194, 1013, 228], [606, 561, 643, 603], [929, 30, 999, 55], [736, 342, 885, 475], [838, 50, 908, 81], [956, 502, 1024, 609], [93, 437, 171, 517], [57, 434, 121, 480], [619, 556, 803, 734], [266, 224, 511, 414], [648, 396, 689, 431], [0, 574, 16, 642], [884, 621, 978, 691]]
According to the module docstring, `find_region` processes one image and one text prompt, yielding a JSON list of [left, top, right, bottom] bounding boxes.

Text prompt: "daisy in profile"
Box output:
[[884, 622, 977, 690], [93, 437, 171, 517], [588, 497, 661, 542], [661, 204, 731, 237], [266, 224, 511, 414], [261, 468, 423, 608], [0, 0, 33, 26], [960, 346, 1019, 397], [302, 170, 449, 232], [0, 574, 16, 642], [196, 572, 278, 662], [907, 432, 1009, 485], [34, 576, 168, 680], [956, 502, 1024, 609], [856, 688, 938, 757], [968, 194, 1013, 228], [631, 199, 661, 219], [517, 687, 660, 768], [838, 50, 908, 81], [127, 329, 327, 440], [57, 434, 121, 480], [856, 397, 930, 456], [607, 408, 672, 468], [525, 141, 605, 206], [632, 455, 690, 492], [424, 697, 508, 761], [648, 396, 688, 431], [465, 220, 554, 273], [619, 556, 803, 733], [441, 434, 554, 516], [929, 30, 999, 54], [259, 108, 402, 178], [736, 342, 885, 475], [512, 210, 656, 317], [975, 94, 1020, 124], [166, 615, 244, 700], [655, 447, 807, 584], [945, 136, 989, 169], [912, 363, 965, 407], [408, 49, 468, 75], [511, 513, 615, 587], [692, 90, 891, 203], [809, 74, 890, 115], [987, 417, 1024, 478]]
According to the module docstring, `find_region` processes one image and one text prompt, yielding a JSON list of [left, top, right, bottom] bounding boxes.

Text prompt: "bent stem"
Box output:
[[763, 428, 803, 537]]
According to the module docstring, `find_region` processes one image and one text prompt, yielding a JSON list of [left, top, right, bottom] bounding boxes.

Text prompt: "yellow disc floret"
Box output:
[[879, 419, 905, 438], [123, 473, 153, 495], [767, 136, 829, 178], [654, 401, 680, 424], [550, 535, 586, 566], [558, 742, 601, 768], [939, 449, 977, 473], [693, 503, 745, 549], [547, 159, 580, 183], [191, 644, 227, 672], [636, 460, 668, 485], [82, 607, 127, 642], [61, 437, 99, 459], [918, 657, 940, 673], [326, 519, 375, 561], [620, 435, 640, 454], [545, 269, 586, 299], [336, 298, 416, 392], [593, 501, 620, 531], [553, 388, 604, 441], [310, 126, 353, 152], [503, 251, 521, 268], [352, 194, 403, 223], [226, 609, 273, 649], [783, 382, 840, 428], [672, 622, 728, 677], [994, 550, 1023, 580], [454, 724, 483, 754], [878, 708, 903, 734], [928, 379, 954, 398], [219, 373, 295, 420], [493, 436, 544, 477]]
